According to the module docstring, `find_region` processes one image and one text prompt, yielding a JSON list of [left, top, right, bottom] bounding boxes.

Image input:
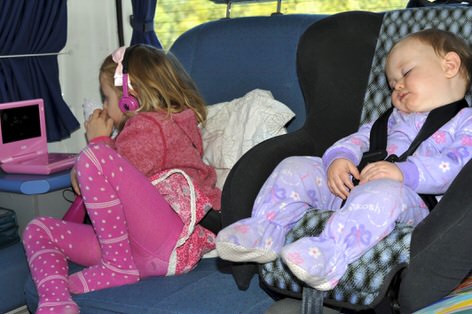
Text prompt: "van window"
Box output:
[[155, 0, 407, 50]]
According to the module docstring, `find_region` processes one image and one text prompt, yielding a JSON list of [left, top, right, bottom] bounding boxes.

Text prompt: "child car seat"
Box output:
[[220, 5, 472, 314]]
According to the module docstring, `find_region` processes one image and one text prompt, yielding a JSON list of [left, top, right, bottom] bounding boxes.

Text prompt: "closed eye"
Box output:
[[403, 68, 412, 77]]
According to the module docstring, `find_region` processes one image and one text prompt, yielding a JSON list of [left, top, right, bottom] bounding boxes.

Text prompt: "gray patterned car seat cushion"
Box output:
[[260, 210, 413, 306], [260, 6, 472, 308], [362, 7, 472, 123]]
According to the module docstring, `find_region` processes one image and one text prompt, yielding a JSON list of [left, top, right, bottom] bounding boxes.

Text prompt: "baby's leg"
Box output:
[[216, 156, 339, 263], [23, 217, 101, 314], [282, 179, 429, 290]]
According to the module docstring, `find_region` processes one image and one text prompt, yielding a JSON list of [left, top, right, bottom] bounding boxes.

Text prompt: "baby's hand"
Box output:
[[327, 158, 360, 199], [359, 161, 403, 184]]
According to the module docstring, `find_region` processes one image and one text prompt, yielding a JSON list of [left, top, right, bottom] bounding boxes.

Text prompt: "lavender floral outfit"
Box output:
[[216, 104, 472, 290]]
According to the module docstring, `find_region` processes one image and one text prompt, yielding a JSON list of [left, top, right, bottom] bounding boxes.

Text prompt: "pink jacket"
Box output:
[[93, 109, 221, 274], [96, 109, 221, 210]]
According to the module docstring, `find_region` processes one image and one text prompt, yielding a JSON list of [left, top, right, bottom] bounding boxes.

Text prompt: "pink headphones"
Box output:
[[118, 46, 140, 113]]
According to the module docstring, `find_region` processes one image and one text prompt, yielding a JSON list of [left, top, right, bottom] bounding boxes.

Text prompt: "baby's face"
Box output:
[[386, 38, 457, 113]]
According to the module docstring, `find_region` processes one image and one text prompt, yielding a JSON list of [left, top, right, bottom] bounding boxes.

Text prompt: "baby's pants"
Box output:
[[254, 156, 429, 262]]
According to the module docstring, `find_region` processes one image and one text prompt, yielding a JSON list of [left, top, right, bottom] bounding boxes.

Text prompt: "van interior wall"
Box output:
[[48, 0, 133, 154]]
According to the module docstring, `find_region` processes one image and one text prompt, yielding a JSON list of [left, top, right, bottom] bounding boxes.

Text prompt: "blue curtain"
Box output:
[[0, 0, 79, 142], [130, 0, 162, 48]]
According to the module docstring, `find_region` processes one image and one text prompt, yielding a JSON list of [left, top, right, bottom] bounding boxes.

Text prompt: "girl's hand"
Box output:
[[359, 161, 404, 184], [71, 167, 81, 195], [85, 109, 114, 141], [327, 158, 360, 200]]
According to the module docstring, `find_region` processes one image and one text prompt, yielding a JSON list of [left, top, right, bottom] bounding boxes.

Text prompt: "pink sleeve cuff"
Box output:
[[89, 136, 112, 144], [396, 161, 419, 190]]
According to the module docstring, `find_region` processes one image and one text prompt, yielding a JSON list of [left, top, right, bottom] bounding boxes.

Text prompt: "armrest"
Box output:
[[220, 128, 319, 290]]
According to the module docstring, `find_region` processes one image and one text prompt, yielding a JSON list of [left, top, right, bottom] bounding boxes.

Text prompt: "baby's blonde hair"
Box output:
[[99, 44, 207, 123], [394, 29, 472, 91]]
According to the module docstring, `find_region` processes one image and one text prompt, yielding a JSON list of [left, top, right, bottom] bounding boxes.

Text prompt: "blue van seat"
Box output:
[[22, 13, 326, 313], [170, 14, 326, 133], [25, 259, 273, 313], [0, 242, 29, 313]]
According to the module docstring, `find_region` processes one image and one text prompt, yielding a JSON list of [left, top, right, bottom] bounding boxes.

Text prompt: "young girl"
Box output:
[[216, 29, 472, 291], [22, 44, 221, 314]]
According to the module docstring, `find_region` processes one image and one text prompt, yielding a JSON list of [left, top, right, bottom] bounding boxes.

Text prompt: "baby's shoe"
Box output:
[[216, 217, 287, 263], [280, 237, 347, 291]]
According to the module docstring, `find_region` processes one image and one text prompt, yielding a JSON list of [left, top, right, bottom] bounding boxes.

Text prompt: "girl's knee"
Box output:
[[22, 218, 38, 241], [76, 142, 120, 175], [78, 142, 112, 162], [22, 217, 54, 243]]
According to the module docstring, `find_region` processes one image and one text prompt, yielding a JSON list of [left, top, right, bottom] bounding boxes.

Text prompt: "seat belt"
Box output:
[[356, 98, 468, 210]]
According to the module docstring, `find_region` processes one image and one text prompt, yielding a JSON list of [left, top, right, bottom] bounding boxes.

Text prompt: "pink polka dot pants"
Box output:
[[68, 144, 140, 294], [23, 217, 81, 314], [23, 142, 183, 313]]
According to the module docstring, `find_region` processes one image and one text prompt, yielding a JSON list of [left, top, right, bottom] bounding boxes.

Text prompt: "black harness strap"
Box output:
[[357, 98, 468, 211], [357, 106, 393, 172]]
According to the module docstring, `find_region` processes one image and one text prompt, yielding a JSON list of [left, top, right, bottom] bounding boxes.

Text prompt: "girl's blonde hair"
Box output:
[[99, 44, 207, 123]]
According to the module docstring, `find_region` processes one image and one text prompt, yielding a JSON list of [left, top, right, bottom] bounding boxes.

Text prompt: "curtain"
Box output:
[[0, 0, 79, 142], [130, 0, 162, 48]]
